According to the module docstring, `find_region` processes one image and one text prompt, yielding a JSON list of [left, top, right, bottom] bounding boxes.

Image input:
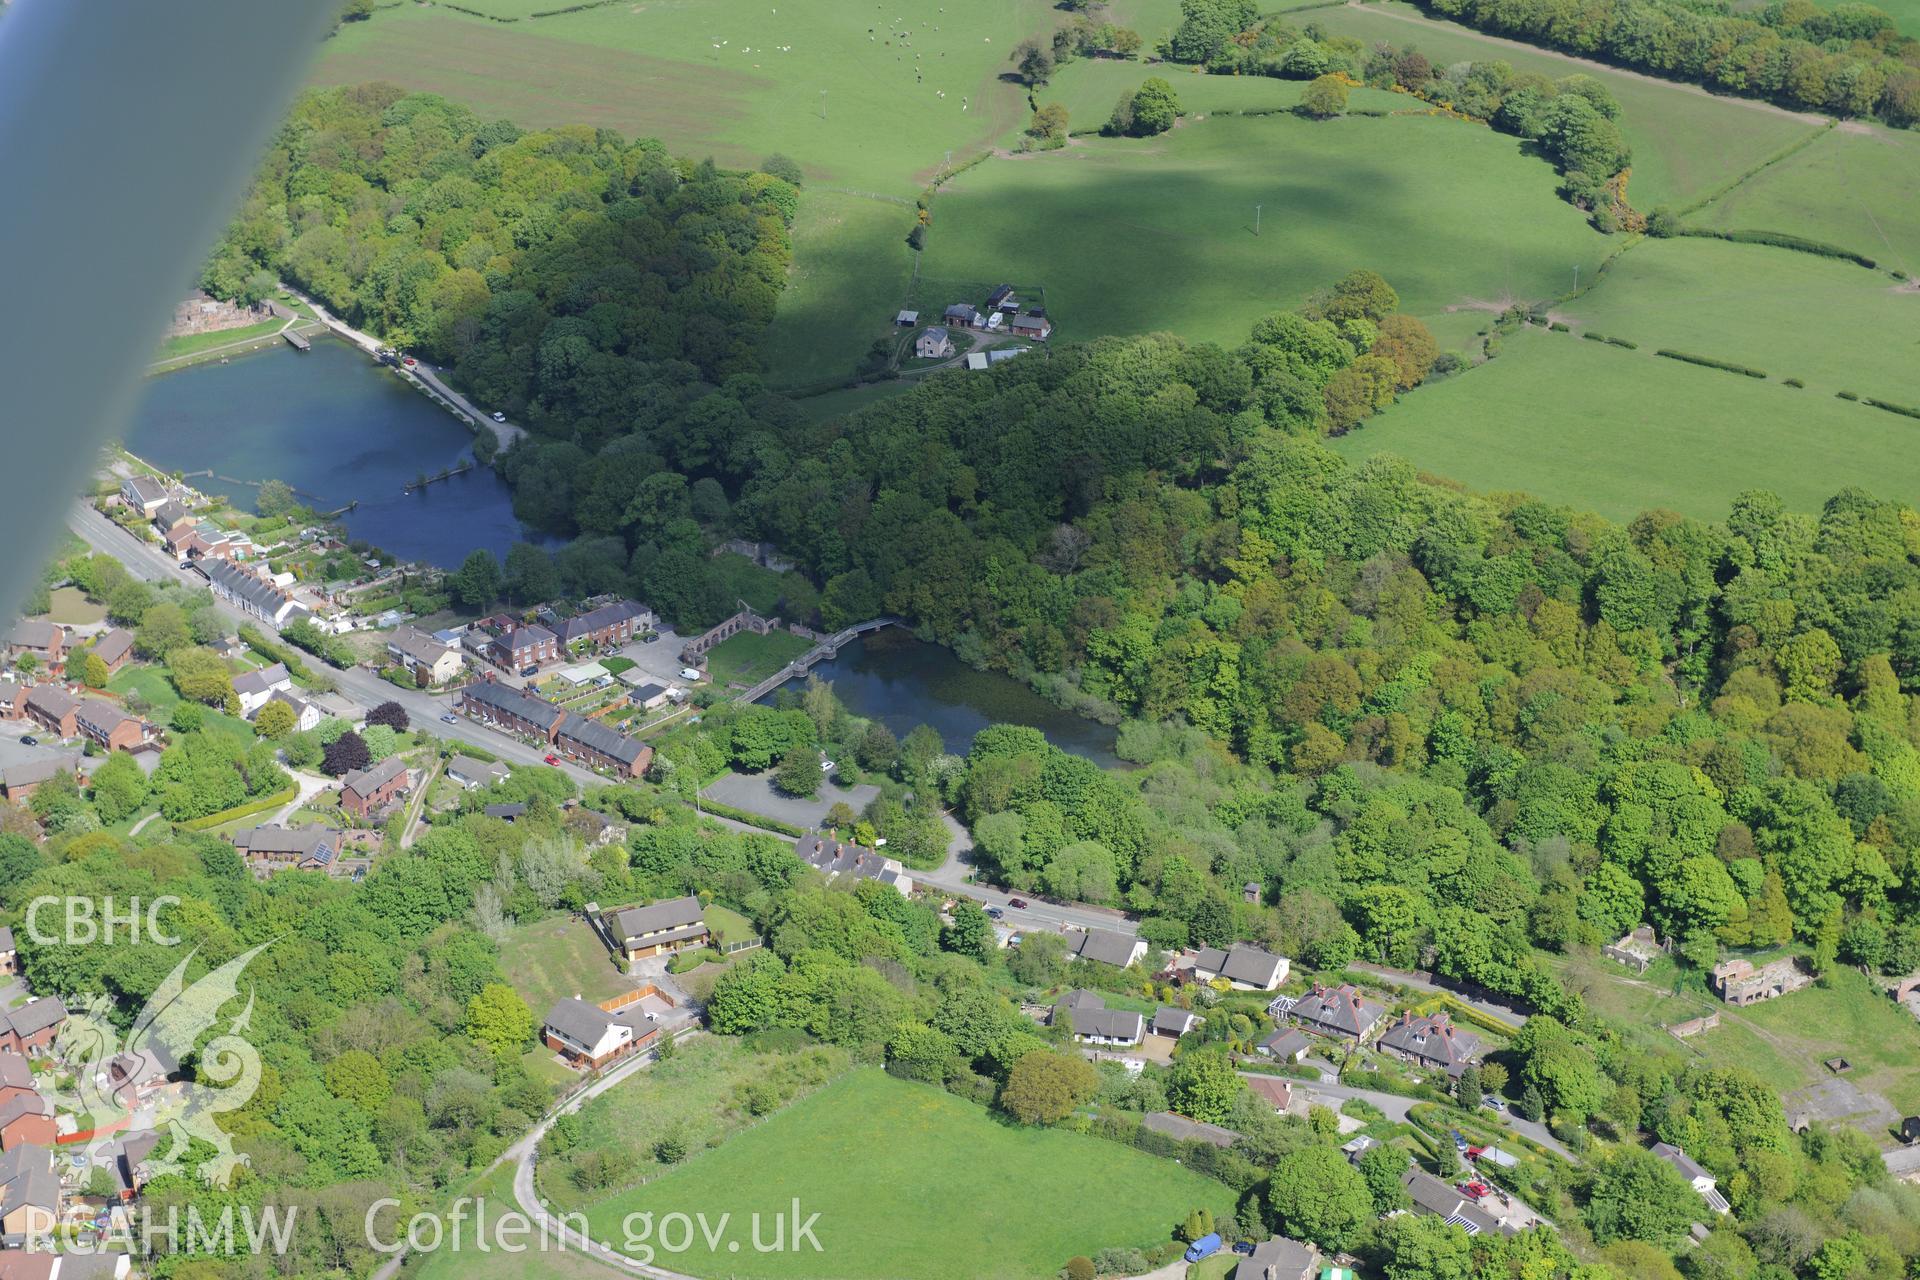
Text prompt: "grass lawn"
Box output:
[[584, 1068, 1233, 1280], [496, 914, 627, 1017], [548, 1037, 852, 1214], [409, 1163, 610, 1280], [44, 587, 105, 626], [704, 630, 815, 687], [702, 904, 758, 948], [792, 380, 921, 422], [1563, 236, 1920, 402], [1686, 124, 1920, 274], [1305, 2, 1826, 212], [1331, 326, 1920, 521], [919, 111, 1607, 350], [710, 553, 822, 621], [153, 318, 286, 362]]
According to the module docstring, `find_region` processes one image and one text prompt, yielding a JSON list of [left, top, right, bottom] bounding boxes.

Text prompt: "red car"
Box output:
[[543, 753, 559, 765], [402, 356, 417, 367], [1008, 898, 1029, 909]]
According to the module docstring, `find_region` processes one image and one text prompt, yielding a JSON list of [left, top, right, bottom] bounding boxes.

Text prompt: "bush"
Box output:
[[1064, 1259, 1096, 1280], [1865, 398, 1920, 420], [1548, 321, 1570, 332], [1783, 377, 1805, 388], [1838, 390, 1861, 401], [1654, 349, 1766, 379]]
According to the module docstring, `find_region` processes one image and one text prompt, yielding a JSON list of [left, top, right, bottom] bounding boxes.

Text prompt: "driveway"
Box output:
[[612, 628, 690, 685]]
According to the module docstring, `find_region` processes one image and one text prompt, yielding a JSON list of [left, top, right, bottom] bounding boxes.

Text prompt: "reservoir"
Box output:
[[769, 630, 1122, 767], [127, 338, 539, 568]]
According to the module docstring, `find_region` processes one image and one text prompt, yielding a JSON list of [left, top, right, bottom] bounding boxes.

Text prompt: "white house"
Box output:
[[232, 663, 293, 716], [201, 559, 309, 629], [1067, 927, 1147, 968], [265, 689, 320, 733], [1652, 1142, 1731, 1214], [1191, 943, 1290, 991], [447, 755, 511, 790]]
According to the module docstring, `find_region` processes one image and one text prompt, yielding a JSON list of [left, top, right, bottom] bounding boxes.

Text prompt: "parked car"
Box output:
[[439, 713, 458, 724], [490, 410, 506, 422], [1233, 1242, 1256, 1256], [1008, 897, 1029, 909], [1482, 1095, 1507, 1113], [984, 906, 1003, 920], [1184, 1234, 1222, 1264], [402, 356, 417, 367], [17, 735, 35, 746], [820, 759, 834, 772], [678, 667, 703, 681], [178, 560, 194, 571], [543, 753, 559, 765]]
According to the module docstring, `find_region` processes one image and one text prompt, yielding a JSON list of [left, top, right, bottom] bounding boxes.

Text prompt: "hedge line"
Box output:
[[1655, 349, 1767, 379], [1675, 227, 1877, 270], [180, 785, 299, 832], [238, 625, 325, 683], [1581, 332, 1637, 349], [1866, 398, 1920, 420], [697, 799, 806, 838]]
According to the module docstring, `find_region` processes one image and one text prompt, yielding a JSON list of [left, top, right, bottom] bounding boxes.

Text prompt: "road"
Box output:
[[64, 502, 604, 787], [1238, 1070, 1573, 1160]]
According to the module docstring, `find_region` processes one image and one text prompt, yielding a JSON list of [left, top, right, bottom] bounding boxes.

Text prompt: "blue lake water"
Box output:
[[127, 337, 539, 568]]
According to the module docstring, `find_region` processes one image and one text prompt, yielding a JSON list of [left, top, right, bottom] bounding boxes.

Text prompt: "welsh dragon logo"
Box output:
[[50, 942, 272, 1189]]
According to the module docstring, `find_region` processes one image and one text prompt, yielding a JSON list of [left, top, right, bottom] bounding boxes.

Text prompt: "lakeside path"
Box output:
[[276, 284, 526, 451]]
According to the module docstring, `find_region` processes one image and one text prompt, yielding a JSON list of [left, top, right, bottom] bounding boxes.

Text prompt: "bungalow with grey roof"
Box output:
[[1191, 943, 1289, 990], [120, 474, 171, 513], [447, 755, 511, 790], [1067, 927, 1146, 969], [1652, 1142, 1731, 1214], [1257, 1027, 1312, 1062], [1049, 990, 1144, 1046], [1402, 1166, 1510, 1235], [231, 825, 339, 875]]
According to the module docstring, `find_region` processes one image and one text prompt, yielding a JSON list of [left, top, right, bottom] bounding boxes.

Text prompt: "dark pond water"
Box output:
[[127, 337, 539, 568], [765, 630, 1121, 767]]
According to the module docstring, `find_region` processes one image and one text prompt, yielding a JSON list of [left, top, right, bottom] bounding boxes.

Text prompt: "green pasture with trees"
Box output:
[[920, 112, 1607, 349], [1331, 327, 1920, 519], [583, 1068, 1235, 1280]]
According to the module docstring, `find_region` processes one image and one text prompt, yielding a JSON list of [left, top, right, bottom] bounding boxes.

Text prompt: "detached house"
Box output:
[[91, 629, 134, 675], [1292, 984, 1387, 1043], [5, 622, 63, 667], [386, 626, 464, 687], [0, 998, 66, 1056], [231, 825, 339, 875], [1050, 990, 1144, 1047], [1236, 1237, 1318, 1280], [542, 994, 661, 1070], [1403, 1166, 1509, 1235], [232, 663, 292, 716], [1067, 927, 1147, 969], [340, 758, 409, 820], [1378, 1012, 1482, 1079], [152, 498, 194, 533], [1256, 1027, 1312, 1063], [1652, 1142, 1731, 1214], [120, 474, 171, 514], [266, 689, 321, 733], [447, 755, 511, 790], [599, 897, 709, 962], [1191, 943, 1289, 991], [915, 326, 954, 359]]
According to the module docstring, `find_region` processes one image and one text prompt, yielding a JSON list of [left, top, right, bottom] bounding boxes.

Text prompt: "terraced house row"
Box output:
[[456, 680, 652, 777]]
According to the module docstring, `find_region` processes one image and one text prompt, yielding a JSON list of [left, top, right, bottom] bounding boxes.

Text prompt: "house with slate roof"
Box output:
[[1067, 927, 1146, 969], [1292, 983, 1387, 1043], [1191, 943, 1290, 990], [340, 758, 409, 820], [231, 825, 340, 876], [599, 897, 709, 963], [459, 680, 567, 741], [1378, 1011, 1483, 1079], [792, 831, 913, 896], [1049, 990, 1144, 1046]]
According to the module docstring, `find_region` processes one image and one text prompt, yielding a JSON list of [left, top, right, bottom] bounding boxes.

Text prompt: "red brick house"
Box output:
[[340, 758, 409, 820], [0, 1096, 53, 1152], [458, 681, 566, 741], [541, 988, 669, 1069], [0, 684, 22, 722], [75, 700, 145, 753], [4, 622, 63, 668], [0, 758, 80, 803], [91, 629, 135, 675], [488, 624, 558, 673], [21, 686, 78, 739], [551, 600, 649, 651], [553, 714, 652, 778], [0, 998, 66, 1056]]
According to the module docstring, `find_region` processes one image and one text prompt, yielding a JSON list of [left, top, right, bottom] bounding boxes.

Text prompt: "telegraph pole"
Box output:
[[1254, 204, 1262, 236]]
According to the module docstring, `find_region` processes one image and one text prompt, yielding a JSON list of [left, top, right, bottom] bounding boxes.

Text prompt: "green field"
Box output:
[[920, 111, 1607, 348], [410, 1163, 610, 1280], [1305, 2, 1826, 211], [584, 1068, 1232, 1280], [1332, 327, 1920, 521], [792, 381, 920, 423], [704, 629, 814, 686], [497, 915, 627, 1016], [1686, 124, 1920, 274], [1564, 237, 1920, 401], [760, 189, 918, 389], [105, 666, 256, 743], [1561, 956, 1920, 1116], [154, 317, 286, 362]]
